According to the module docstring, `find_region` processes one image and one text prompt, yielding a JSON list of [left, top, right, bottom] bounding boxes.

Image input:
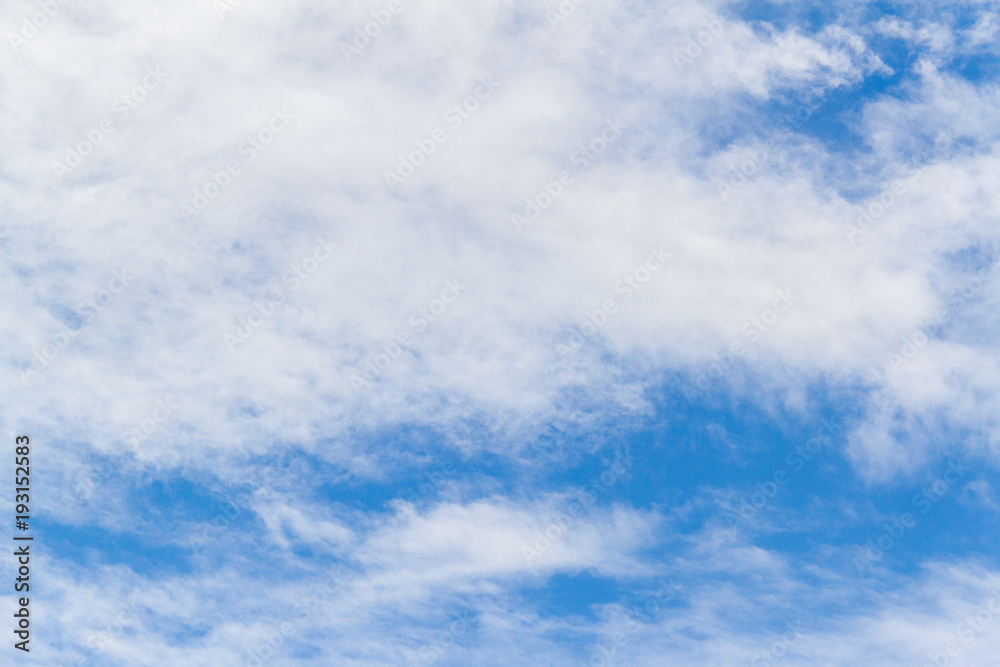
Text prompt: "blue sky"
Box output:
[[3, 0, 1000, 665]]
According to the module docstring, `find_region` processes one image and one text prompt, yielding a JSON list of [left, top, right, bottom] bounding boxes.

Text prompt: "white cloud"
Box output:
[[4, 1, 1000, 663]]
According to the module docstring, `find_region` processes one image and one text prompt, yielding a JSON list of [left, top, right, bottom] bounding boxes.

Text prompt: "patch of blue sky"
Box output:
[[943, 52, 1000, 84], [525, 572, 627, 621], [697, 5, 996, 194], [41, 364, 1000, 630], [734, 1, 837, 34], [474, 376, 997, 614], [940, 243, 996, 274], [732, 0, 977, 36], [42, 522, 195, 577]]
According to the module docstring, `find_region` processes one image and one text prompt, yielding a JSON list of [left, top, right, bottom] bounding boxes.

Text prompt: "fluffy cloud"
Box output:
[[3, 0, 1000, 664]]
